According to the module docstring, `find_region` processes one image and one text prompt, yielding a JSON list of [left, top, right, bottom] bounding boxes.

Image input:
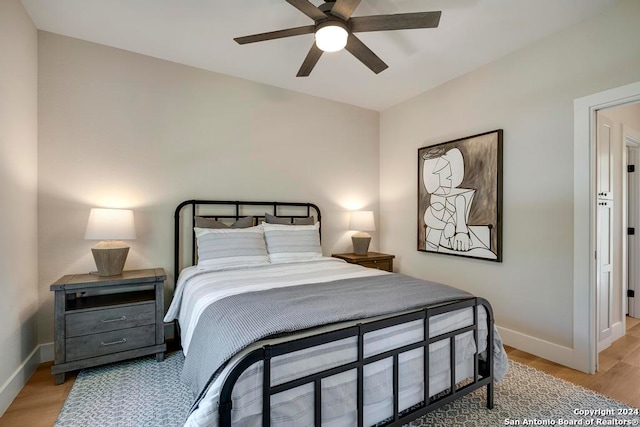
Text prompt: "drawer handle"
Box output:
[[101, 338, 127, 347], [100, 316, 127, 323]]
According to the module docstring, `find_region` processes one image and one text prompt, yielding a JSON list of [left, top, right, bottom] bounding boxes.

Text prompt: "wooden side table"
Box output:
[[332, 252, 395, 272], [50, 268, 167, 384]]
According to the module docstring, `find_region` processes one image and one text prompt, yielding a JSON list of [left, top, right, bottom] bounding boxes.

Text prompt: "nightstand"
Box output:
[[50, 268, 167, 384], [332, 252, 395, 272]]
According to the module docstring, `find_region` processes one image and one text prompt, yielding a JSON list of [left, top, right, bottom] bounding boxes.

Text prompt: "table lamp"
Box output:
[[349, 210, 375, 255], [84, 208, 136, 276]]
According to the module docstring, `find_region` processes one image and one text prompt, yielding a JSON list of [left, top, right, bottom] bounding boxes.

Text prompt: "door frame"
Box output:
[[573, 81, 640, 374]]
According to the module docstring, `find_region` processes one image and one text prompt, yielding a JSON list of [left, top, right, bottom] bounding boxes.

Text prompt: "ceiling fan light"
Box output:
[[315, 24, 348, 52]]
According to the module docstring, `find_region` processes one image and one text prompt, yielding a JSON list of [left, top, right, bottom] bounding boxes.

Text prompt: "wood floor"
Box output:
[[1, 319, 639, 427], [0, 364, 77, 427], [506, 316, 640, 409]]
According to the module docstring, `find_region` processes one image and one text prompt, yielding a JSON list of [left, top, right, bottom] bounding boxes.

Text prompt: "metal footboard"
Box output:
[[218, 297, 495, 427]]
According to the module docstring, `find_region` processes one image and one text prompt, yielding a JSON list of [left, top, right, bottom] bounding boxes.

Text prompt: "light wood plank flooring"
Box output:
[[506, 316, 640, 408], [2, 318, 639, 427], [0, 363, 76, 427]]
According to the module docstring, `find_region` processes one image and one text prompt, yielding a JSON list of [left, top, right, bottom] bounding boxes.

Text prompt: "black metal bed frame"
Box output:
[[174, 200, 494, 427]]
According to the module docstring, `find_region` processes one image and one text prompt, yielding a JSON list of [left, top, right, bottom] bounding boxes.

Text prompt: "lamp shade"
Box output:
[[349, 211, 375, 232], [85, 208, 136, 240]]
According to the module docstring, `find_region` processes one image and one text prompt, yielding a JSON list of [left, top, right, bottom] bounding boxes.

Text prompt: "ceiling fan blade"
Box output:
[[345, 34, 388, 74], [351, 11, 442, 33], [330, 0, 362, 21], [234, 25, 315, 45], [286, 0, 327, 21], [297, 44, 324, 77]]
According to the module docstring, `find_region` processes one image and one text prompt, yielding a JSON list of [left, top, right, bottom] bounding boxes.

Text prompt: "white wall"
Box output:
[[37, 32, 380, 344], [0, 0, 39, 415], [379, 0, 640, 364]]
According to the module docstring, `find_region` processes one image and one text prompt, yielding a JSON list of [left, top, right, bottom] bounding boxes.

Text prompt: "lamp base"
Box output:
[[352, 234, 371, 255], [91, 241, 129, 276]]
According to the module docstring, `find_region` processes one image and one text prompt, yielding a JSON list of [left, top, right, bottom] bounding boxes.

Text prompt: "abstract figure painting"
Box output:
[[418, 130, 503, 262]]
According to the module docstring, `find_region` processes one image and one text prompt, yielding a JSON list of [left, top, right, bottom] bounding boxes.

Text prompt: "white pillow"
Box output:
[[195, 225, 269, 269], [262, 222, 322, 264]]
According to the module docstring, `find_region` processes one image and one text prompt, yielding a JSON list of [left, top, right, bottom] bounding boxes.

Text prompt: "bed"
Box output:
[[166, 200, 508, 427]]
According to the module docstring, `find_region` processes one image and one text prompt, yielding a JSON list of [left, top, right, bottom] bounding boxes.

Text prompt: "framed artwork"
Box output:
[[417, 129, 503, 262]]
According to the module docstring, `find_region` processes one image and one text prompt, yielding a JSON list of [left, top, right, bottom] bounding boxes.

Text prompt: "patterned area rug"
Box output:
[[55, 352, 192, 427], [55, 353, 640, 427]]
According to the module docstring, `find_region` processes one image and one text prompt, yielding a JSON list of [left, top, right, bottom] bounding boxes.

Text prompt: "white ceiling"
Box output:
[[22, 0, 618, 111]]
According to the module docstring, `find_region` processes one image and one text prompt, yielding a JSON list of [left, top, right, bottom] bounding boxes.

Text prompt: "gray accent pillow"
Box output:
[[195, 216, 254, 229], [264, 213, 291, 225], [293, 216, 315, 225], [264, 213, 315, 225]]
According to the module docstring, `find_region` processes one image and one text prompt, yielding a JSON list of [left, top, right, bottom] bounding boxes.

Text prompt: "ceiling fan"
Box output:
[[234, 0, 441, 77]]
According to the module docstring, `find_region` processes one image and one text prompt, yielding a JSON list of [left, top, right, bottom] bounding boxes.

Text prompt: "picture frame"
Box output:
[[417, 129, 503, 262]]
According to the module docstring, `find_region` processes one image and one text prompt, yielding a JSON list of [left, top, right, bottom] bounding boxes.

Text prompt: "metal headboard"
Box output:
[[174, 200, 321, 282]]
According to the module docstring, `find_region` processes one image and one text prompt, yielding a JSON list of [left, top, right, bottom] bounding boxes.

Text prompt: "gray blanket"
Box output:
[[181, 273, 473, 398]]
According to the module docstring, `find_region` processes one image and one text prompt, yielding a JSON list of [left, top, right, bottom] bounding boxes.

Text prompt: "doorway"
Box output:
[[573, 81, 640, 374], [595, 104, 640, 355]]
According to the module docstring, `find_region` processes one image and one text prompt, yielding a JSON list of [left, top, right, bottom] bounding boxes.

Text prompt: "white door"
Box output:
[[597, 114, 614, 352]]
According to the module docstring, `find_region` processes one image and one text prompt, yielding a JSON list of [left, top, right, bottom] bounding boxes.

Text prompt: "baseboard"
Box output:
[[612, 321, 624, 341], [40, 342, 54, 362], [0, 344, 43, 416], [497, 325, 575, 370]]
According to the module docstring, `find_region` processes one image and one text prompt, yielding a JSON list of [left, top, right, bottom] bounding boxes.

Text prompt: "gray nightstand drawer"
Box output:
[[65, 324, 156, 362], [66, 302, 155, 337]]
